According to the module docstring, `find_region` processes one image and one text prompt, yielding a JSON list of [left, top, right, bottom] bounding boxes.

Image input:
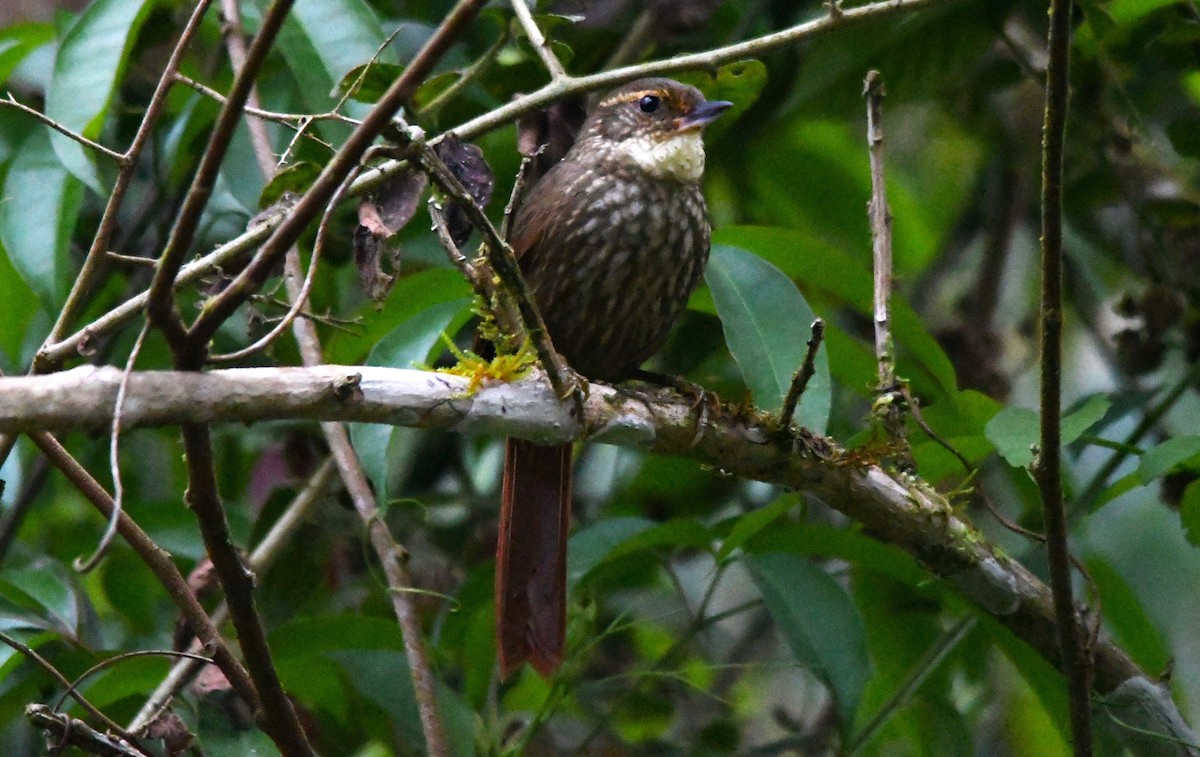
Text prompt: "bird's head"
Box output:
[[575, 77, 732, 182]]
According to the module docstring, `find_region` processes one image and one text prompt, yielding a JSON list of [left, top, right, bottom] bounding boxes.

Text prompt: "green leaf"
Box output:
[[705, 244, 831, 432], [675, 59, 768, 142], [0, 126, 84, 309], [569, 517, 711, 588], [258, 161, 321, 208], [0, 23, 54, 85], [1182, 481, 1200, 548], [334, 62, 404, 103], [45, 0, 155, 192], [351, 298, 472, 502], [1091, 471, 1141, 512], [567, 516, 653, 587], [272, 0, 395, 133], [1138, 436, 1200, 483], [712, 226, 958, 396], [984, 407, 1038, 469], [1061, 395, 1111, 445], [715, 493, 800, 562], [0, 239, 40, 366], [745, 552, 871, 728], [327, 269, 472, 364], [985, 397, 1109, 470], [1085, 558, 1169, 673]]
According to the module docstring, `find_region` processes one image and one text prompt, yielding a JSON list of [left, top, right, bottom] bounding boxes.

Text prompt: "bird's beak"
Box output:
[[677, 99, 733, 131]]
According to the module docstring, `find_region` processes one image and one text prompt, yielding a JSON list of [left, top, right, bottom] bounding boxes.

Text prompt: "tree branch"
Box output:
[[0, 365, 1194, 753], [1039, 0, 1092, 753]]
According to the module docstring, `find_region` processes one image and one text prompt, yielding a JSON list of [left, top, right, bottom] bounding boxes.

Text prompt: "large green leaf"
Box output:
[[985, 395, 1111, 470], [745, 552, 871, 728], [351, 298, 472, 503], [712, 225, 958, 397], [327, 268, 472, 364], [270, 0, 396, 137], [1138, 435, 1200, 483], [0, 126, 84, 309], [0, 23, 54, 85], [705, 244, 831, 433], [0, 239, 40, 367], [45, 0, 155, 192]]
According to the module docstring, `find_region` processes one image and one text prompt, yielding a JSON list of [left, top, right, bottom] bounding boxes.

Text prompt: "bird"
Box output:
[[496, 77, 730, 678]]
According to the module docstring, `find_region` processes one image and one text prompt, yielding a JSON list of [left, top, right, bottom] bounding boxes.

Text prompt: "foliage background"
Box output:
[[0, 0, 1199, 754]]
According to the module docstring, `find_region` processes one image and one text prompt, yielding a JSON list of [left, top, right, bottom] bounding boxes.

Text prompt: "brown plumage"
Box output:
[[496, 78, 730, 678]]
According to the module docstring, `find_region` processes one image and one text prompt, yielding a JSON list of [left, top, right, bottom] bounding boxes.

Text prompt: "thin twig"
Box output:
[[0, 632, 144, 750], [864, 71, 895, 390], [174, 73, 360, 127], [75, 319, 151, 573], [415, 138, 582, 415], [510, 0, 568, 80], [429, 199, 484, 288], [778, 319, 825, 429], [146, 0, 299, 354], [847, 617, 977, 754], [213, 8, 463, 747], [185, 0, 490, 352], [206, 184, 339, 364], [28, 431, 262, 714], [42, 0, 215, 349], [415, 30, 509, 119], [26, 704, 145, 757], [1038, 0, 1092, 751], [0, 93, 127, 163], [129, 459, 337, 733], [178, 423, 314, 755]]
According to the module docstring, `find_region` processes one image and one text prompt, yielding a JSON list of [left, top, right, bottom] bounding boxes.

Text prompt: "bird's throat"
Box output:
[[617, 131, 706, 182]]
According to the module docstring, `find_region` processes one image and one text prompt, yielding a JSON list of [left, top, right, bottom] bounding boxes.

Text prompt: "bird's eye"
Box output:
[[638, 95, 661, 114]]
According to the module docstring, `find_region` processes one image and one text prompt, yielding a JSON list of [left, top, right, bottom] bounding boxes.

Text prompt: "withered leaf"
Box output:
[[434, 134, 494, 246], [516, 97, 586, 183], [354, 169, 427, 301]]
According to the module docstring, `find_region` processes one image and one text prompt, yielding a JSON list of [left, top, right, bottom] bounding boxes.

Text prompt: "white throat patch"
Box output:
[[617, 131, 706, 182]]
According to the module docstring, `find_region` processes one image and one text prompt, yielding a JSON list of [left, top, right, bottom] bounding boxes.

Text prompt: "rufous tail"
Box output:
[[496, 438, 571, 678]]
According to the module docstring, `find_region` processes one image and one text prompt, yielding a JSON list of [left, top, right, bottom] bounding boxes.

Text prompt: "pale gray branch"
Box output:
[[0, 364, 1194, 753]]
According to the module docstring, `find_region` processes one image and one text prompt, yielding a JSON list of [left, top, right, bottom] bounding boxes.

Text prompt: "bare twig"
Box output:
[[415, 30, 509, 119], [510, 0, 568, 80], [43, 0, 216, 349], [213, 8, 459, 745], [75, 319, 151, 573], [26, 704, 145, 757], [864, 71, 894, 390], [0, 94, 126, 163], [174, 73, 360, 128], [1037, 0, 1092, 751], [27, 431, 261, 712], [205, 186, 338, 364], [778, 319, 825, 429], [186, 0, 490, 351], [0, 632, 142, 750], [415, 139, 582, 416], [146, 0, 298, 353], [128, 459, 337, 732]]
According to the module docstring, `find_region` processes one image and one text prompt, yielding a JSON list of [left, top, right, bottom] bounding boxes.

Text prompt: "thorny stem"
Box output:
[[1037, 0, 1093, 752]]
